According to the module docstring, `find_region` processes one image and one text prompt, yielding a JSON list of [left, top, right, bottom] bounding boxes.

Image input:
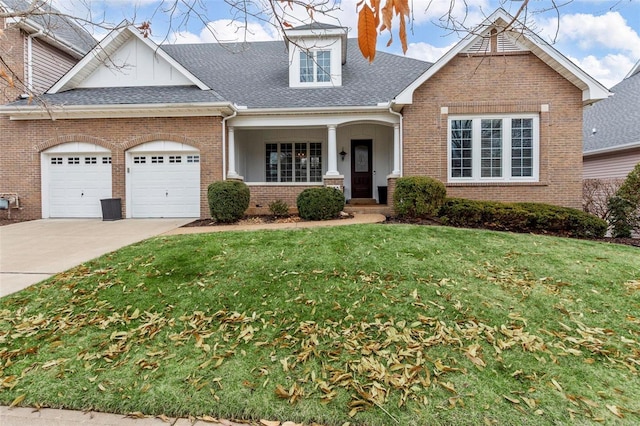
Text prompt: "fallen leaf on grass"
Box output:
[[503, 395, 520, 404], [606, 404, 624, 419], [9, 394, 25, 408], [260, 420, 280, 426]]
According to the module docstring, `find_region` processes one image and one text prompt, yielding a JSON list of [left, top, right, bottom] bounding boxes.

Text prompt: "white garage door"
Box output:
[[128, 147, 200, 218], [42, 145, 112, 218]]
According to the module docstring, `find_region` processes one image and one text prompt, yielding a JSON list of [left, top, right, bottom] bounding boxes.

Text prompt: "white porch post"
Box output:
[[326, 124, 340, 176], [227, 126, 241, 179], [392, 123, 401, 176]]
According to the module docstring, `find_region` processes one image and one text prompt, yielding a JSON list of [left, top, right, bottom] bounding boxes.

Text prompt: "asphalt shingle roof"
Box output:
[[13, 38, 431, 109], [29, 85, 227, 105], [160, 39, 432, 109], [583, 69, 640, 153], [162, 39, 431, 108]]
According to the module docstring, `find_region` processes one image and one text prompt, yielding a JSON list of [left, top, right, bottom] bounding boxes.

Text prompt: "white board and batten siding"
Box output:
[[41, 143, 113, 218], [584, 149, 640, 179], [126, 141, 201, 218], [78, 37, 192, 88]]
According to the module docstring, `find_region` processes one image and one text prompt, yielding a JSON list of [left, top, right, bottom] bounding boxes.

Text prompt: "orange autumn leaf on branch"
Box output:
[[357, 3, 377, 62], [358, 0, 410, 62]]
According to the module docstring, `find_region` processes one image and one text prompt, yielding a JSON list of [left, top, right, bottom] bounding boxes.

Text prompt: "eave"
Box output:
[[583, 141, 640, 157], [5, 16, 90, 58], [0, 102, 234, 120]]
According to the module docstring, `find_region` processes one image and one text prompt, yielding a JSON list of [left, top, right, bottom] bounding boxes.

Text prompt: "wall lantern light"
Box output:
[[339, 148, 347, 161]]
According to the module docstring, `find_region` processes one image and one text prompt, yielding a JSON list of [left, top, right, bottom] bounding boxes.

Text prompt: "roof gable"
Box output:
[[395, 8, 610, 106], [49, 25, 209, 93]]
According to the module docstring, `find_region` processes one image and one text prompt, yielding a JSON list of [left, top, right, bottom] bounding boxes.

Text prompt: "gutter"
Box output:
[[7, 17, 90, 59], [583, 141, 640, 157], [222, 104, 239, 181], [0, 102, 235, 120], [235, 104, 392, 115], [388, 101, 403, 176]]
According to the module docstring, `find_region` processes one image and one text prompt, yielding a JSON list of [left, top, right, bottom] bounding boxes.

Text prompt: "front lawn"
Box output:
[[1, 224, 639, 425]]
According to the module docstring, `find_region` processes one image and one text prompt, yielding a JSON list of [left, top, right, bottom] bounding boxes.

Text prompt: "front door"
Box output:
[[351, 140, 372, 198]]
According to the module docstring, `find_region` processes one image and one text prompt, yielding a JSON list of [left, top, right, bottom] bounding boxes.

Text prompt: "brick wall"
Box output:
[[0, 116, 223, 219], [402, 52, 584, 209], [246, 184, 323, 215], [1, 19, 25, 103]]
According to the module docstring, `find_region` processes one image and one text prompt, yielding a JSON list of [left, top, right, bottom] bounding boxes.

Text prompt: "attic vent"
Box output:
[[464, 37, 491, 54], [497, 33, 524, 52], [463, 31, 528, 54]]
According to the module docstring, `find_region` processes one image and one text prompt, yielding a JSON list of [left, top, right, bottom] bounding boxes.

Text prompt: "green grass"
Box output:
[[1, 224, 639, 425]]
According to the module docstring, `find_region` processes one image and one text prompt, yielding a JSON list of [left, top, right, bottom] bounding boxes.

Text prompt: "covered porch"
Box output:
[[226, 112, 400, 214]]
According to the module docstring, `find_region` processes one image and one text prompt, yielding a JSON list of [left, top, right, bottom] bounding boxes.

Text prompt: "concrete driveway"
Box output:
[[0, 219, 192, 297]]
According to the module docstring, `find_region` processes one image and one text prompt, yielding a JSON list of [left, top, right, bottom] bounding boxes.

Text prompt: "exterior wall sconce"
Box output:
[[339, 148, 347, 161]]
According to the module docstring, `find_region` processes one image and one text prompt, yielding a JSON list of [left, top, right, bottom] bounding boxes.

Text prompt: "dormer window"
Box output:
[[286, 23, 348, 88], [300, 50, 331, 83]]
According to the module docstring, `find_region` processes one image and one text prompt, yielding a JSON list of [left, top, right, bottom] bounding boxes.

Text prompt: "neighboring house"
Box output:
[[0, 9, 609, 220], [0, 0, 95, 101], [583, 60, 640, 182]]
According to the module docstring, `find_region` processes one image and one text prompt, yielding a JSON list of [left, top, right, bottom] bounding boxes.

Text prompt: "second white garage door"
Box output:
[[127, 142, 200, 218]]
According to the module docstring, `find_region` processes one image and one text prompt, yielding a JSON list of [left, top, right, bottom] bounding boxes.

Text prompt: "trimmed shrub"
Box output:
[[393, 176, 446, 219], [269, 199, 289, 217], [297, 187, 345, 221], [439, 198, 607, 238], [608, 162, 640, 237], [207, 180, 250, 223]]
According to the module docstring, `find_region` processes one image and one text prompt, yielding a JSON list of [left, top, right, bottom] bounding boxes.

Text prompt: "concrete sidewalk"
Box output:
[[0, 406, 254, 425], [0, 218, 192, 297]]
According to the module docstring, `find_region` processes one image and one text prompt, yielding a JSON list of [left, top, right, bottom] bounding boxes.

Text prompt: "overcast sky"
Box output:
[[55, 0, 640, 89]]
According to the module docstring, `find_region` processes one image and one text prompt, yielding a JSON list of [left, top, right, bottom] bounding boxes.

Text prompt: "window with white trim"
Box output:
[[300, 50, 331, 83], [448, 115, 539, 182], [266, 142, 322, 183]]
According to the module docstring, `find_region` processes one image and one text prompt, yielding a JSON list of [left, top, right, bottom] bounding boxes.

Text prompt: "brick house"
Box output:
[[0, 9, 609, 220]]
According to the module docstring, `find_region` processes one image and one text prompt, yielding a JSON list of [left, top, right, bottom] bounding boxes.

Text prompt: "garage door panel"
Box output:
[[47, 154, 112, 218], [129, 153, 200, 218]]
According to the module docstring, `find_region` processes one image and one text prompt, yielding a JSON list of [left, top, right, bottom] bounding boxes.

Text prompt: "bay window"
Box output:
[[449, 115, 539, 182]]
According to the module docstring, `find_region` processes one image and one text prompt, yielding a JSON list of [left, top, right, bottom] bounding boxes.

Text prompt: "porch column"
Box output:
[[325, 124, 340, 176], [392, 123, 401, 176], [227, 126, 241, 179]]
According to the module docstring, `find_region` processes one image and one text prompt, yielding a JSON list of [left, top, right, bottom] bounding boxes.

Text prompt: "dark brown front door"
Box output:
[[351, 140, 372, 198]]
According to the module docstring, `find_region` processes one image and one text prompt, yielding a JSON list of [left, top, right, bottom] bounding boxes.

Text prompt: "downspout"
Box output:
[[389, 101, 403, 176], [26, 30, 44, 94], [222, 104, 238, 181]]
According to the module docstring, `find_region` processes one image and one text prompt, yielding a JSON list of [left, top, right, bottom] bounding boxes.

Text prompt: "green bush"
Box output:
[[268, 199, 289, 217], [393, 176, 446, 219], [296, 187, 345, 221], [439, 198, 607, 238], [207, 180, 250, 223], [608, 163, 640, 237]]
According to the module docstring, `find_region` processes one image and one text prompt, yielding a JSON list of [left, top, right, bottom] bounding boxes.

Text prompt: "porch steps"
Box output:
[[344, 204, 392, 216], [348, 198, 377, 205]]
